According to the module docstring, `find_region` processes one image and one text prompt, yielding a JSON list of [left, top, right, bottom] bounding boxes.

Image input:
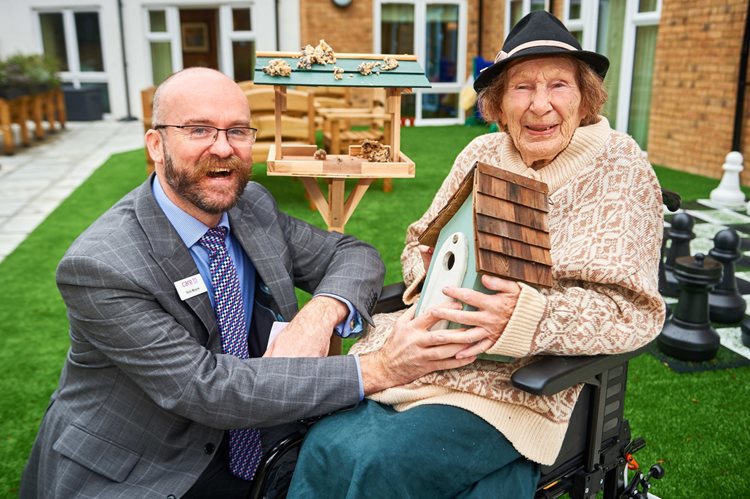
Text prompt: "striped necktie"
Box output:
[[199, 226, 263, 481]]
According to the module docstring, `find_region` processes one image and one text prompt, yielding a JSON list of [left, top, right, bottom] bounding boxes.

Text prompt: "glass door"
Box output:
[[376, 0, 466, 124]]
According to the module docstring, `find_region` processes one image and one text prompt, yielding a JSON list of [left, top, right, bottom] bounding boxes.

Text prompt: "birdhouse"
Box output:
[[415, 162, 553, 356]]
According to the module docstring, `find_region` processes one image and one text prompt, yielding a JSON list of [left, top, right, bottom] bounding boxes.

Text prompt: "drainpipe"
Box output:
[[733, 0, 750, 151], [274, 0, 281, 50], [117, 0, 137, 121], [478, 0, 483, 57]]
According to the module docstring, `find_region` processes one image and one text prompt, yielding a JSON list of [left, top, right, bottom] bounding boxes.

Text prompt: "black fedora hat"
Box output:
[[474, 11, 609, 92]]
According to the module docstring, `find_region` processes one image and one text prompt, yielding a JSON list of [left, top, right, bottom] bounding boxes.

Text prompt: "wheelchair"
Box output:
[[249, 189, 680, 499], [248, 282, 664, 499]]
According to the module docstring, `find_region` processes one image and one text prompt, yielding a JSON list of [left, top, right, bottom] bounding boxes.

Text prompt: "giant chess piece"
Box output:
[[708, 228, 746, 323], [740, 319, 750, 348], [658, 253, 723, 361], [662, 212, 695, 297], [710, 151, 745, 209]]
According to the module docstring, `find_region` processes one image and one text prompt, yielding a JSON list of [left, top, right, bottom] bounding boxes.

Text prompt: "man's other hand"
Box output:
[[263, 295, 348, 358], [359, 303, 490, 395]]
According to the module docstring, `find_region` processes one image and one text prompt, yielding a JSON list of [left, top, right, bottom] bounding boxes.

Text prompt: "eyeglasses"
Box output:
[[154, 124, 257, 147]]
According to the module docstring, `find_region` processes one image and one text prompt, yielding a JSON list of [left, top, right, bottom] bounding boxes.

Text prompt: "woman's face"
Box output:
[[500, 57, 584, 168]]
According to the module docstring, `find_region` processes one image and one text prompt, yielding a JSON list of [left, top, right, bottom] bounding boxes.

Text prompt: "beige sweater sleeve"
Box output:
[[486, 137, 666, 358]]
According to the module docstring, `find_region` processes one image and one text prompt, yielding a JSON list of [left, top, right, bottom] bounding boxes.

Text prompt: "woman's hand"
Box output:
[[430, 275, 521, 358]]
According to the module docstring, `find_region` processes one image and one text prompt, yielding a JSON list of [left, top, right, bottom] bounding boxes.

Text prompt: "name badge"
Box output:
[[174, 274, 208, 301]]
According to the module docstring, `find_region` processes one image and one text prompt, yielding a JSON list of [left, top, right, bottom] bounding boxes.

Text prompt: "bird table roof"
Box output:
[[254, 51, 431, 89]]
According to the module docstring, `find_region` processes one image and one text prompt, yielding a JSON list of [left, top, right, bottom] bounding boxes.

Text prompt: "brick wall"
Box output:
[[299, 0, 374, 53], [648, 0, 750, 182], [478, 0, 505, 66]]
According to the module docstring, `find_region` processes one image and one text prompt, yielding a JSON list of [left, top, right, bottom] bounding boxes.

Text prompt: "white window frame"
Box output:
[[34, 8, 108, 89], [218, 3, 257, 80], [562, 0, 598, 51], [561, 0, 661, 134], [143, 6, 182, 84], [615, 0, 661, 133], [374, 0, 467, 125], [504, 0, 551, 36]]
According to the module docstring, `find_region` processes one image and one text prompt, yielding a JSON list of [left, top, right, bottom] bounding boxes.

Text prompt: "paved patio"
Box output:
[[0, 120, 144, 262]]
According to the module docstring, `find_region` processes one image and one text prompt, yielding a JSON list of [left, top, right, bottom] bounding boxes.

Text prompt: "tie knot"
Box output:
[[199, 226, 229, 254]]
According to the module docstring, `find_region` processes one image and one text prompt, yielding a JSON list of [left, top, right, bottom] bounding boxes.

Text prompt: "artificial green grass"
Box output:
[[1, 125, 748, 497], [0, 149, 146, 496]]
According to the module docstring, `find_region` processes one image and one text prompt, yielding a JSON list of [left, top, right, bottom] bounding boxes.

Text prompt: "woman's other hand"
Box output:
[[430, 275, 521, 358]]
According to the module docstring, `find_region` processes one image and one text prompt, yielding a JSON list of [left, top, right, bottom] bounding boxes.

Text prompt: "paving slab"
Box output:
[[0, 120, 144, 263]]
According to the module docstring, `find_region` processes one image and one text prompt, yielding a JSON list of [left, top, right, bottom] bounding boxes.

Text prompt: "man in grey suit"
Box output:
[[20, 68, 487, 498]]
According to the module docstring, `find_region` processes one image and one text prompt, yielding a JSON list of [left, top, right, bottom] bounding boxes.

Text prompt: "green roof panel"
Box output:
[[254, 55, 431, 88]]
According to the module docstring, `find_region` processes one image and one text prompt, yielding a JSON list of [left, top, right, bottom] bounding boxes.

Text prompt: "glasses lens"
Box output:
[[184, 126, 215, 143], [226, 128, 257, 145], [178, 126, 256, 146]]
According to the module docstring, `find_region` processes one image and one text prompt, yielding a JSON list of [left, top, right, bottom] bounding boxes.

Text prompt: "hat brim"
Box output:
[[474, 47, 610, 93]]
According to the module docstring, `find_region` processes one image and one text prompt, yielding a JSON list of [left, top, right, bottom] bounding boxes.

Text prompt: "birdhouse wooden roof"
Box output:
[[419, 162, 553, 288], [254, 52, 431, 88]]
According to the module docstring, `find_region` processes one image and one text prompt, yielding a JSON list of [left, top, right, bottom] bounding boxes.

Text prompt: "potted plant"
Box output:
[[0, 54, 60, 99]]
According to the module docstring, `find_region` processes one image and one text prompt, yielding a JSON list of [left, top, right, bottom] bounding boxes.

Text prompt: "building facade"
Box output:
[[0, 0, 299, 119], [0, 0, 748, 182]]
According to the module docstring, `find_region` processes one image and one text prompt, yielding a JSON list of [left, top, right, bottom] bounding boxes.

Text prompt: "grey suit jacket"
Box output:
[[20, 177, 384, 498]]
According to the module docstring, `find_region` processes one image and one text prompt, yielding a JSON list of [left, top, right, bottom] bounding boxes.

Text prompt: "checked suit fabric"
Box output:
[[199, 226, 263, 481]]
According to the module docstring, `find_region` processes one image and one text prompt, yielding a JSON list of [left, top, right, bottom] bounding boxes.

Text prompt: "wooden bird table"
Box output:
[[254, 51, 431, 233]]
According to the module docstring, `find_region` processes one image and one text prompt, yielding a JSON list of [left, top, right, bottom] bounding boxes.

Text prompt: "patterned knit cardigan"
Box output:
[[349, 118, 665, 465]]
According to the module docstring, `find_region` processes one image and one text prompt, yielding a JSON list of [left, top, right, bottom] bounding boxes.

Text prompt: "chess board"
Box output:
[[661, 198, 750, 370]]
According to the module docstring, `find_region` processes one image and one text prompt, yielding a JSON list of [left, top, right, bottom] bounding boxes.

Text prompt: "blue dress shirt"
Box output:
[[152, 177, 364, 398]]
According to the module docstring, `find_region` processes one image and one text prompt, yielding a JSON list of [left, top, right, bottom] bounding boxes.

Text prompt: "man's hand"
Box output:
[[359, 302, 491, 395], [430, 275, 521, 359], [263, 295, 348, 358]]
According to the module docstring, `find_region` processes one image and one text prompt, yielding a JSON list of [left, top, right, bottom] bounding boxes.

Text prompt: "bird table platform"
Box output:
[[254, 51, 430, 233]]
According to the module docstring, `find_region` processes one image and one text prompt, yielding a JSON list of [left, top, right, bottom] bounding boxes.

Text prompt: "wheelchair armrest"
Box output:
[[373, 281, 408, 314], [510, 343, 650, 396]]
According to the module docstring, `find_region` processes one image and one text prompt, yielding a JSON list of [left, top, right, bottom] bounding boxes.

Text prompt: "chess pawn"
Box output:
[[658, 253, 723, 361], [740, 319, 750, 348], [662, 212, 695, 297], [708, 228, 746, 323]]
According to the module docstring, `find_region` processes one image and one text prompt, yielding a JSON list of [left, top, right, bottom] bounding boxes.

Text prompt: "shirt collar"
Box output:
[[152, 175, 230, 248]]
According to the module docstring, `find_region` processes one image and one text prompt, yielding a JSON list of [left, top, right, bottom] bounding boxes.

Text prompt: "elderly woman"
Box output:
[[287, 11, 665, 498]]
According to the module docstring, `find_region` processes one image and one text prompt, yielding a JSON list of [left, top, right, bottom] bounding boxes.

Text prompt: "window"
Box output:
[[37, 9, 109, 112], [146, 8, 180, 85], [220, 6, 256, 82], [561, 0, 660, 149], [507, 0, 549, 34], [376, 0, 467, 124]]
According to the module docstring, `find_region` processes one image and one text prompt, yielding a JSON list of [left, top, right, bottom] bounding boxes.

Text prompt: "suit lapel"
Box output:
[[133, 177, 219, 348], [229, 198, 296, 322]]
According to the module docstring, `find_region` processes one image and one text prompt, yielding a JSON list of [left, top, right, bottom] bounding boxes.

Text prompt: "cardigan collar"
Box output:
[[499, 116, 611, 194]]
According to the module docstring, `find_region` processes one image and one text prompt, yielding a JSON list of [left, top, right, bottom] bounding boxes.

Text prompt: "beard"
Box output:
[[162, 147, 252, 215]]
